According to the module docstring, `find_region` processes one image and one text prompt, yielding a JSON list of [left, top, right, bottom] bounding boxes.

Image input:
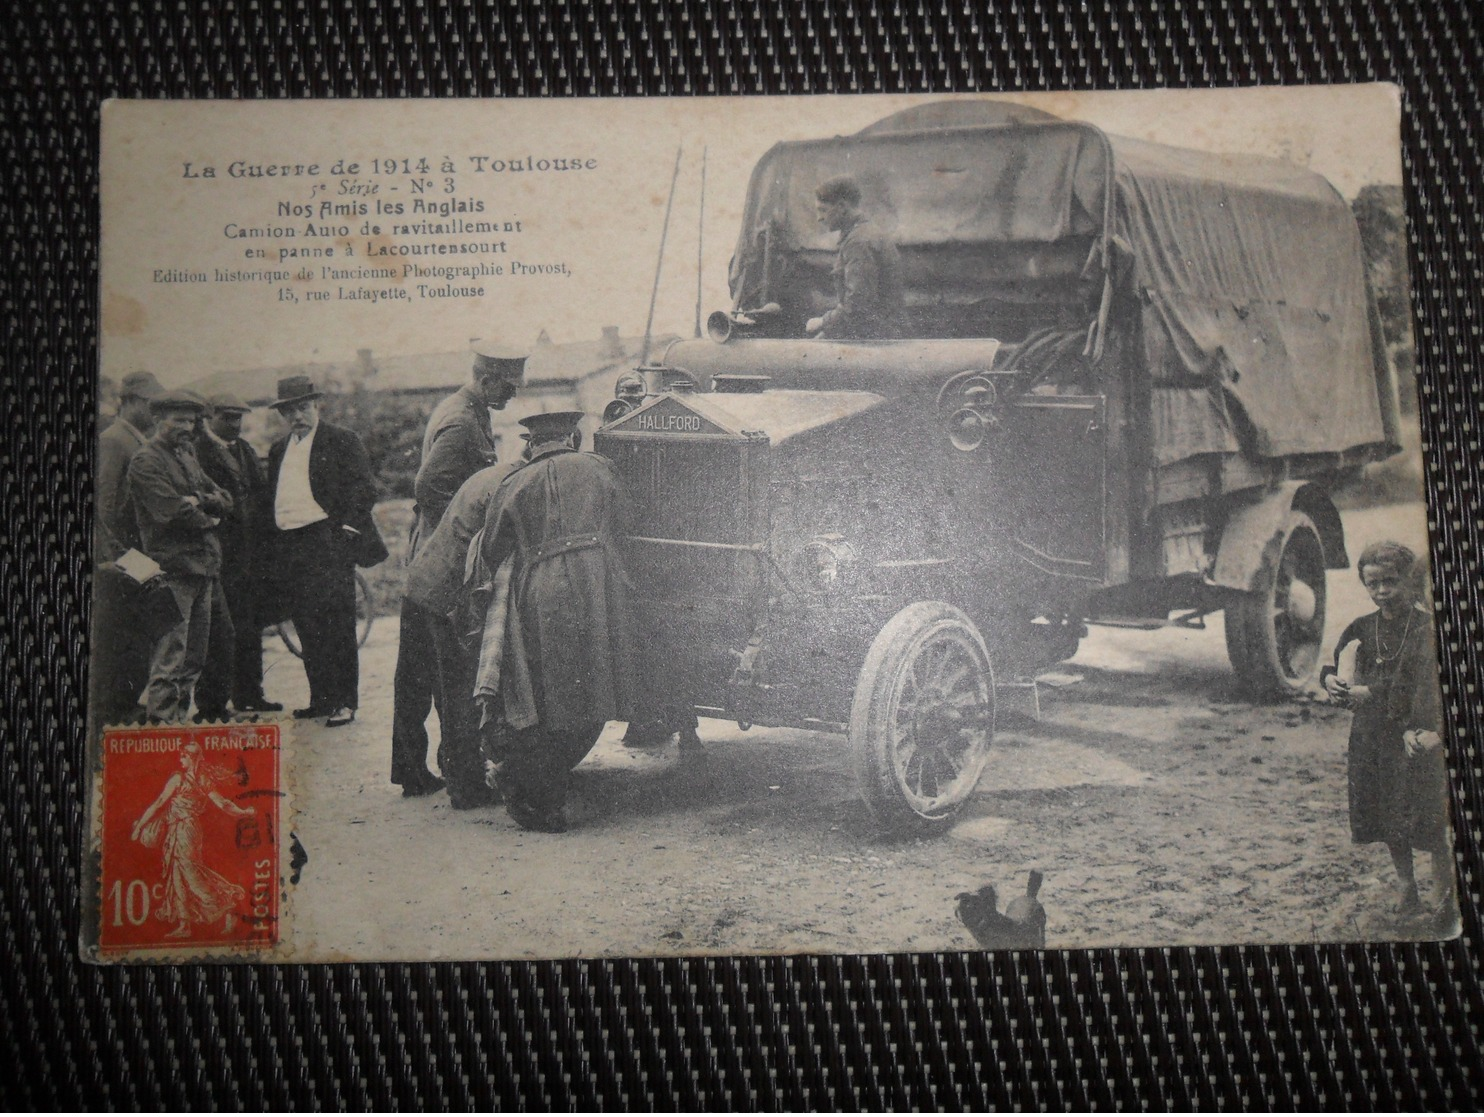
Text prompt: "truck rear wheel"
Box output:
[[1225, 510, 1327, 697], [850, 602, 996, 834]]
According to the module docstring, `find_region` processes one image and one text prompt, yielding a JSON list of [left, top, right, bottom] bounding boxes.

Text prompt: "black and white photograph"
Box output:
[[85, 86, 1458, 961]]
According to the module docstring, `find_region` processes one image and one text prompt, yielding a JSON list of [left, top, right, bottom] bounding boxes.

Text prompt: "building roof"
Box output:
[[187, 360, 350, 408]]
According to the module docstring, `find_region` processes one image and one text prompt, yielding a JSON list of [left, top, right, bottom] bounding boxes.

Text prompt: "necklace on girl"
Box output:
[[1374, 609, 1414, 665]]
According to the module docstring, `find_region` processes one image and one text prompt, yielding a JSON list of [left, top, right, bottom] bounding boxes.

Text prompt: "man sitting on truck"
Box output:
[[804, 175, 904, 340]]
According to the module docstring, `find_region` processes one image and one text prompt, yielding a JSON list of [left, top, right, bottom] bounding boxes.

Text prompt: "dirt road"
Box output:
[[275, 503, 1456, 960]]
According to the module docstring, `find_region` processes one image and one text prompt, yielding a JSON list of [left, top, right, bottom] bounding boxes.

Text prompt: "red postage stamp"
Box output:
[[97, 723, 282, 955]]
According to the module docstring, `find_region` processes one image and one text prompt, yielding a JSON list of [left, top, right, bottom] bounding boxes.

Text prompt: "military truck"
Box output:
[[594, 102, 1402, 833]]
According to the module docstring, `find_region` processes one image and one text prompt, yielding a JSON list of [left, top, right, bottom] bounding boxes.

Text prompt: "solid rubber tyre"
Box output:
[[1225, 510, 1327, 698], [849, 601, 996, 834]]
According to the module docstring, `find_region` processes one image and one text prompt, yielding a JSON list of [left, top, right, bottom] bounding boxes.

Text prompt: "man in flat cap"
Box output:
[[125, 389, 236, 722], [391, 343, 526, 799], [93, 369, 166, 722], [265, 376, 387, 728], [472, 411, 637, 832], [195, 392, 280, 716], [804, 176, 904, 340]]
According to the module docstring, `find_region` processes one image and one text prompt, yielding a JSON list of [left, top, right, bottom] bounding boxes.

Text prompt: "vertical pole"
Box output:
[[641, 146, 684, 366], [694, 147, 708, 338]]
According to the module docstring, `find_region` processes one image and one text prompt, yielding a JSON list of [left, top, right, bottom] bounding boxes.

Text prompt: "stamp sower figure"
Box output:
[[803, 175, 904, 340], [1321, 541, 1454, 917], [194, 392, 281, 716], [93, 369, 165, 723], [473, 411, 638, 832], [402, 463, 511, 808], [131, 740, 255, 939], [391, 343, 526, 798], [125, 389, 235, 723], [265, 376, 388, 728]]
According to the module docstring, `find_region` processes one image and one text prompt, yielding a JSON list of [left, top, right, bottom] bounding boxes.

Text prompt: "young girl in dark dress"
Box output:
[[1321, 541, 1453, 915]]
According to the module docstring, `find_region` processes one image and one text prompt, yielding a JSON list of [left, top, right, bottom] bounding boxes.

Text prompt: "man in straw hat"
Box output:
[[471, 410, 638, 832], [391, 341, 526, 800], [265, 375, 387, 728], [124, 389, 235, 722]]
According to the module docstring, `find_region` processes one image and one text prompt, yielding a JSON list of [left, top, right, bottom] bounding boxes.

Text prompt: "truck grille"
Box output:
[[603, 438, 766, 599], [598, 433, 772, 710]]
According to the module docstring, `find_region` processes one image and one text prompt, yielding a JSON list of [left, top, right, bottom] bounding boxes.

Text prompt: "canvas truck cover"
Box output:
[[729, 101, 1401, 466]]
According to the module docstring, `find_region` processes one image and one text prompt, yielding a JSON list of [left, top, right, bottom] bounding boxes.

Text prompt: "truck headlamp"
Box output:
[[602, 371, 648, 425], [940, 373, 1002, 453], [948, 407, 988, 452], [614, 372, 646, 403], [801, 535, 858, 588], [601, 398, 634, 424]]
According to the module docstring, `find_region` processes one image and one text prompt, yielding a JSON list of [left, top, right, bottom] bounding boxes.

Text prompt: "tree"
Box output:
[[319, 388, 434, 500], [1352, 184, 1413, 350], [1353, 184, 1418, 414]]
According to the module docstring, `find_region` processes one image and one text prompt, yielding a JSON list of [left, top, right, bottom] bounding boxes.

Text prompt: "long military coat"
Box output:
[[410, 383, 498, 559], [478, 444, 637, 732]]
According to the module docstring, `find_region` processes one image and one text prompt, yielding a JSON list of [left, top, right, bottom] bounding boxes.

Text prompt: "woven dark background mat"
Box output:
[[3, 2, 1480, 1109]]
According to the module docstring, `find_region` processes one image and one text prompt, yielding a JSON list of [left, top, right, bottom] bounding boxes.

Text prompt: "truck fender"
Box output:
[[1210, 482, 1345, 592]]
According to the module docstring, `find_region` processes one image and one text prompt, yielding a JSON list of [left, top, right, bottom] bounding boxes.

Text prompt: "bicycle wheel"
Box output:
[[275, 572, 374, 657]]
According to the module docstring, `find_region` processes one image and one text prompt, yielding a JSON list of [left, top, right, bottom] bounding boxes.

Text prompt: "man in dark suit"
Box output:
[[125, 389, 235, 723], [195, 392, 280, 715], [391, 343, 526, 800], [265, 375, 387, 728]]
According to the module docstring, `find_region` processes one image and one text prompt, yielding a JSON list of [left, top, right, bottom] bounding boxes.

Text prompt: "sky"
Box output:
[[100, 85, 1402, 385]]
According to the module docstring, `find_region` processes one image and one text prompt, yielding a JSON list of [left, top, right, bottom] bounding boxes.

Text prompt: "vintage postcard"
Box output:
[[84, 86, 1457, 962]]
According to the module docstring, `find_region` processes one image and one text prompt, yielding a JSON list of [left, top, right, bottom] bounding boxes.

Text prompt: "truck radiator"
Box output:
[[604, 439, 767, 599]]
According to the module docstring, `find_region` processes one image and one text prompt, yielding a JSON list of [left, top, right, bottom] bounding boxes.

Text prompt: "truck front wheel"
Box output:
[[1225, 510, 1328, 697], [850, 602, 997, 834]]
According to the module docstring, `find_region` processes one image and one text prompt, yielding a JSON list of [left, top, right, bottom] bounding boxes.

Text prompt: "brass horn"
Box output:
[[706, 302, 782, 344]]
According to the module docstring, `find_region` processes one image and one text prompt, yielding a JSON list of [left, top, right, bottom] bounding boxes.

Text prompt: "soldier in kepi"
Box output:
[[469, 411, 638, 832], [390, 342, 526, 800], [804, 175, 905, 340]]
